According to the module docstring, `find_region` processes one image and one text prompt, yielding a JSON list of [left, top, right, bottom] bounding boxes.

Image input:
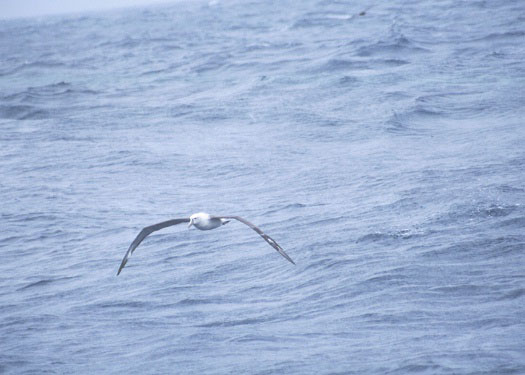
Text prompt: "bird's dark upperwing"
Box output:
[[117, 218, 190, 275], [217, 216, 296, 265]]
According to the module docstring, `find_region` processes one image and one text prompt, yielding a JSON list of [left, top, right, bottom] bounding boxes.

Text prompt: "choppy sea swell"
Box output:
[[1, 0, 524, 374]]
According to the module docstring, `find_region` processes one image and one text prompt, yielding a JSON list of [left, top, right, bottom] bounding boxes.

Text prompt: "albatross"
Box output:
[[117, 212, 295, 275]]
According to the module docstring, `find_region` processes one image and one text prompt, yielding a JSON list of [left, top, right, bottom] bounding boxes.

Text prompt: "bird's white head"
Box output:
[[188, 212, 209, 228]]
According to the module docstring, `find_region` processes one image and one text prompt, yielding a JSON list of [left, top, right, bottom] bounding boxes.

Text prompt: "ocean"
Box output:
[[1, 0, 524, 373]]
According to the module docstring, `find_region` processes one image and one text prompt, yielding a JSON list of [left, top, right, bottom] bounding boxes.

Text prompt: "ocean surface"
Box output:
[[1, 0, 525, 373]]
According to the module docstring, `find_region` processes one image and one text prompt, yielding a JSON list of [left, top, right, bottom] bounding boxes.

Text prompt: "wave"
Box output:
[[316, 57, 409, 73], [384, 89, 495, 133], [0, 104, 49, 120], [499, 216, 525, 228], [472, 30, 525, 42], [17, 276, 75, 291], [356, 229, 425, 244], [498, 288, 525, 301], [291, 9, 368, 29], [0, 81, 98, 120], [198, 317, 267, 328], [356, 34, 430, 57], [414, 91, 491, 119], [0, 60, 66, 76], [437, 202, 519, 225], [261, 203, 308, 215], [2, 81, 98, 102], [420, 236, 524, 261]]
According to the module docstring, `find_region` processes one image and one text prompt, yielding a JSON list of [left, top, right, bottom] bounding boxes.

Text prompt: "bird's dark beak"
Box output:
[[188, 219, 193, 228]]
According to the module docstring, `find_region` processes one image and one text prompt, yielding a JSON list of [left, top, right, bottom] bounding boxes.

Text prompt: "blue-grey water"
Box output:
[[1, 0, 525, 373]]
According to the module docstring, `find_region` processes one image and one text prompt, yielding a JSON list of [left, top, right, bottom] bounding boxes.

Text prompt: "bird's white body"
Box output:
[[189, 212, 229, 230]]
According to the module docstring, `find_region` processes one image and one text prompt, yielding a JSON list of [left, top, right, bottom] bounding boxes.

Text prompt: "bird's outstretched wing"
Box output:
[[216, 216, 295, 265], [117, 218, 190, 275]]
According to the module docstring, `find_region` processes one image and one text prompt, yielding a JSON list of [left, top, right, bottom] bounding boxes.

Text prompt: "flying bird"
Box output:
[[117, 212, 295, 275]]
